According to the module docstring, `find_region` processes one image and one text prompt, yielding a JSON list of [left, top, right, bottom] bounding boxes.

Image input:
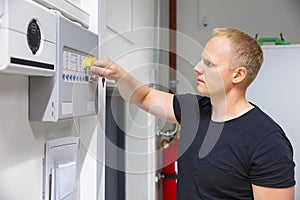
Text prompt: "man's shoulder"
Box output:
[[175, 93, 210, 107], [241, 106, 290, 149], [250, 106, 284, 133]]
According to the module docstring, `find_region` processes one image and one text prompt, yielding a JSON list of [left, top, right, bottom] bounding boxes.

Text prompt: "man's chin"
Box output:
[[197, 91, 210, 98]]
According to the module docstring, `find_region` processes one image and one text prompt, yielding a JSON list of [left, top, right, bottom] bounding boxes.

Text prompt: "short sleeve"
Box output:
[[173, 95, 181, 123], [173, 94, 207, 124], [250, 132, 295, 188]]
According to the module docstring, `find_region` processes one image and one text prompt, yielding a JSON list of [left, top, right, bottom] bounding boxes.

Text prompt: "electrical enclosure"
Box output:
[[0, 0, 56, 76], [29, 13, 98, 122]]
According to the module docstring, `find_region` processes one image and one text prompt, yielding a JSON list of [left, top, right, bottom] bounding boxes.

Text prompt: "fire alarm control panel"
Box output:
[[29, 13, 98, 122]]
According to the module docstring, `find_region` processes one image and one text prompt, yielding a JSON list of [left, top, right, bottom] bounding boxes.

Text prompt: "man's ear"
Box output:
[[232, 66, 247, 84]]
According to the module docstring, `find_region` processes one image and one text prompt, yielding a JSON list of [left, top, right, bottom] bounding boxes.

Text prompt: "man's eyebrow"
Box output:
[[202, 57, 216, 67]]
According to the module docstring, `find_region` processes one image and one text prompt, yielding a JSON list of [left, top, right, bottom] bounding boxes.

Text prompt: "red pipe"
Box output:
[[169, 0, 177, 85], [162, 138, 178, 200]]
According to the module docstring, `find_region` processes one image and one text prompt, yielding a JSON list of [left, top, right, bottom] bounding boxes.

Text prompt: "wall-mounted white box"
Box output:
[[29, 13, 98, 122], [0, 0, 56, 76]]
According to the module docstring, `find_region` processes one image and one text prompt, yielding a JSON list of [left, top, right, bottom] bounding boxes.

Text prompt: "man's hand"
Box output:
[[91, 56, 126, 82]]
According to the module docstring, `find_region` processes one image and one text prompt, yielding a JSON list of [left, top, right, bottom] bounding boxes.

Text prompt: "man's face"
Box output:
[[194, 36, 234, 98]]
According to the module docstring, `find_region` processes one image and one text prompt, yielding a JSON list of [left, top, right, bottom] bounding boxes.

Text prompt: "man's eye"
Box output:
[[204, 60, 213, 67]]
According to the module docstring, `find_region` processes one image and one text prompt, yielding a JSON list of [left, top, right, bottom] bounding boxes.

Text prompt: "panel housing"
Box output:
[[29, 14, 98, 122], [0, 0, 56, 76]]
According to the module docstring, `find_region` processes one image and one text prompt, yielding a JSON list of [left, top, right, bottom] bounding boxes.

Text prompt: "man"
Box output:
[[91, 28, 295, 199]]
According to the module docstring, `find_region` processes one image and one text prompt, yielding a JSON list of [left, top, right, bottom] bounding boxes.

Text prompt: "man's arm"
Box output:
[[91, 56, 177, 123], [252, 184, 294, 200]]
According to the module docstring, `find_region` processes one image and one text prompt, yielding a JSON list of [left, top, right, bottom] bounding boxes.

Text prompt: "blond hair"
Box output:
[[213, 28, 264, 86]]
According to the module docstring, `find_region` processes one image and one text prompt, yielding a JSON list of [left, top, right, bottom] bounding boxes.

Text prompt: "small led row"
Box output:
[[62, 74, 87, 82]]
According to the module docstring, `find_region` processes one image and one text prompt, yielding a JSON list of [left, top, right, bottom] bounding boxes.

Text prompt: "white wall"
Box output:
[[105, 0, 158, 199], [0, 76, 99, 200], [0, 0, 102, 199], [177, 0, 300, 94], [0, 74, 82, 200]]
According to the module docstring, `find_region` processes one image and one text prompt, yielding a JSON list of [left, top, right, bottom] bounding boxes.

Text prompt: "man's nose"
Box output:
[[194, 60, 204, 74]]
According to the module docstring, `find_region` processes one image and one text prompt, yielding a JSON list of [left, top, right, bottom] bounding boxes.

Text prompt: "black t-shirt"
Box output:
[[173, 94, 295, 200]]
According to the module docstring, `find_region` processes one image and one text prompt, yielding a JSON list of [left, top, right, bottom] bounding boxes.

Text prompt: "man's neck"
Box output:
[[210, 92, 254, 122]]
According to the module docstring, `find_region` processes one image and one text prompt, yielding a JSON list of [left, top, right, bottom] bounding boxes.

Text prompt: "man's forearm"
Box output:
[[115, 69, 151, 106], [91, 56, 176, 122]]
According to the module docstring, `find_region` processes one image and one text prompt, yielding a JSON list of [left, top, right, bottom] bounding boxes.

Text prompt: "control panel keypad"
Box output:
[[62, 50, 92, 83]]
